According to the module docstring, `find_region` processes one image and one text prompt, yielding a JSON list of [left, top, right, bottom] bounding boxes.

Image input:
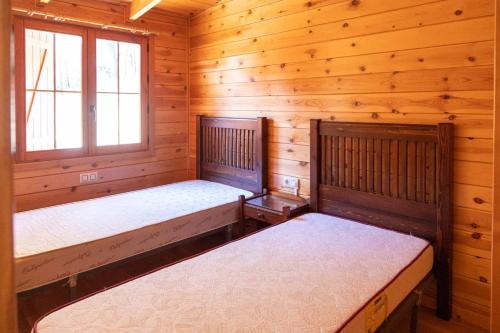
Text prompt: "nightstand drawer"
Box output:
[[244, 205, 285, 224]]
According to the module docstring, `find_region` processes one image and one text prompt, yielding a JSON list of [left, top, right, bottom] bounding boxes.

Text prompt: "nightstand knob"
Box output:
[[257, 212, 265, 219]]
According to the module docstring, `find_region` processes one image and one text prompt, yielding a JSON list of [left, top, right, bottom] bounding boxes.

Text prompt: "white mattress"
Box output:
[[33, 213, 433, 333], [15, 180, 252, 292]]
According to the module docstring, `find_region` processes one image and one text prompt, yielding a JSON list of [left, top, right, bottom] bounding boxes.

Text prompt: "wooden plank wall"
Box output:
[[188, 0, 495, 330], [1, 0, 17, 331], [491, 0, 499, 331], [11, 0, 190, 212]]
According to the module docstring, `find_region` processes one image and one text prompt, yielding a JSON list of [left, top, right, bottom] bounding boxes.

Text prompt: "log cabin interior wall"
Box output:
[[1, 0, 17, 331], [7, 0, 496, 331], [11, 0, 190, 212], [188, 0, 494, 330]]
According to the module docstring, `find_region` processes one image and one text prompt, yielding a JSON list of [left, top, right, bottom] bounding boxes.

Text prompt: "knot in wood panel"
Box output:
[[473, 197, 484, 204]]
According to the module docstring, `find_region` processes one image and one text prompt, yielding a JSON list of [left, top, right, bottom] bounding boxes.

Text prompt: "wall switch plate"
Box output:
[[281, 175, 299, 190], [80, 172, 98, 183]]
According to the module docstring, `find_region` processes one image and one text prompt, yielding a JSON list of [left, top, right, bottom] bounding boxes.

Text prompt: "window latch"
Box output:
[[89, 105, 96, 121]]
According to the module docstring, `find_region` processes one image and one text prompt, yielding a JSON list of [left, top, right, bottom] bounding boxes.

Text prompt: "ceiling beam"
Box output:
[[129, 0, 163, 21]]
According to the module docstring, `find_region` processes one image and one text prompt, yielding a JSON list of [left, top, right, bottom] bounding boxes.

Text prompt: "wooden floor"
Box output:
[[18, 222, 487, 333]]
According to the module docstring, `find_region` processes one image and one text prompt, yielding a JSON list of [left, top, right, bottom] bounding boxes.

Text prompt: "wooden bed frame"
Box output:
[[196, 115, 268, 238], [309, 119, 453, 321], [196, 115, 267, 194]]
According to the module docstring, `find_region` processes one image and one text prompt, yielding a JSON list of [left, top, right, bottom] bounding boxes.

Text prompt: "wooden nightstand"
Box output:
[[238, 192, 308, 233]]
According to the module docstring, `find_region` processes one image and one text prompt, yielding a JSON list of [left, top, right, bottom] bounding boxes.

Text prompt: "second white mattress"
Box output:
[[33, 212, 433, 333]]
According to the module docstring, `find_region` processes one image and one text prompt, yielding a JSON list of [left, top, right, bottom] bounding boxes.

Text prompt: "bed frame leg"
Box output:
[[238, 194, 246, 236], [68, 274, 78, 300], [410, 290, 422, 333], [226, 224, 233, 242]]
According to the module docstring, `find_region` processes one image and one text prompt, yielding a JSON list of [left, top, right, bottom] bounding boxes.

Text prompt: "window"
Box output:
[[15, 18, 149, 161]]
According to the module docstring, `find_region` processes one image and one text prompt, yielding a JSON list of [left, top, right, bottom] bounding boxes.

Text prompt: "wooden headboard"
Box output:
[[309, 120, 453, 320], [196, 116, 267, 194]]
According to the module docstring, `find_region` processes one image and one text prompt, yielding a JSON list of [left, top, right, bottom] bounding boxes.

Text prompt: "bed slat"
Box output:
[[196, 116, 266, 194]]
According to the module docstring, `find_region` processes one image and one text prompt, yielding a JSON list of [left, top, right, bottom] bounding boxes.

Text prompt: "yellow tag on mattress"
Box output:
[[365, 292, 388, 333]]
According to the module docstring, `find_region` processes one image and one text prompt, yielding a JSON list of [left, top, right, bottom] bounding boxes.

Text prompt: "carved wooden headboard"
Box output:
[[309, 120, 453, 320], [196, 116, 267, 194]]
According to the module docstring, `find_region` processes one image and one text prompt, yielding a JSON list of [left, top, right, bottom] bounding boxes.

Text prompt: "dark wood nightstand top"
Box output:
[[239, 193, 308, 229], [245, 195, 308, 214]]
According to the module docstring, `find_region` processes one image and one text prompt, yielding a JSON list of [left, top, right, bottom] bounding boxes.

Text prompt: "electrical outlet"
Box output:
[[80, 172, 98, 183], [281, 176, 299, 190]]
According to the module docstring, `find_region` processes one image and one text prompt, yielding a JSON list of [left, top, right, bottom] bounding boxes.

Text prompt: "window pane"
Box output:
[[55, 92, 82, 149], [26, 92, 54, 151], [24, 27, 84, 155], [55, 33, 82, 91], [119, 42, 141, 94], [119, 94, 141, 144], [96, 39, 118, 93], [25, 29, 54, 91], [95, 37, 144, 150], [97, 93, 119, 146]]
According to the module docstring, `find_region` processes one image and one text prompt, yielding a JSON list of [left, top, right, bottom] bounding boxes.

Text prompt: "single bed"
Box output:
[[15, 116, 268, 293], [32, 120, 453, 332], [33, 213, 433, 333]]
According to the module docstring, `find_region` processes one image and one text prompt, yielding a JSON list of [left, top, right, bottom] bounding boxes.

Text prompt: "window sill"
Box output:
[[14, 147, 155, 173]]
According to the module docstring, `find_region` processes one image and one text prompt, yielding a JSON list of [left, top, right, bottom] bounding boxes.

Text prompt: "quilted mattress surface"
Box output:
[[15, 180, 252, 291], [33, 212, 433, 333]]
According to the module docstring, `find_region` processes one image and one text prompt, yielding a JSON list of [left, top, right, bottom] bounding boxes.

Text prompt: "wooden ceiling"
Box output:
[[157, 0, 222, 16], [107, 0, 222, 17]]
